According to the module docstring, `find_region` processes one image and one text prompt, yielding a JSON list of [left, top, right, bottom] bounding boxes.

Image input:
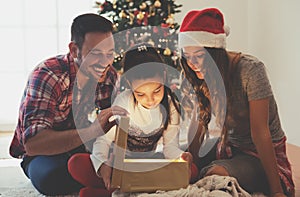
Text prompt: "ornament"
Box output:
[[148, 39, 155, 46], [153, 26, 159, 33], [154, 0, 161, 8], [98, 5, 104, 12], [149, 5, 155, 16], [166, 15, 174, 25], [129, 12, 135, 25], [119, 10, 127, 18], [139, 2, 147, 10], [171, 55, 178, 61], [163, 47, 171, 56], [136, 12, 144, 20]]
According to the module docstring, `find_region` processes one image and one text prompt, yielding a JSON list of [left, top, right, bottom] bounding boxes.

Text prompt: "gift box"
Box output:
[[111, 117, 189, 193]]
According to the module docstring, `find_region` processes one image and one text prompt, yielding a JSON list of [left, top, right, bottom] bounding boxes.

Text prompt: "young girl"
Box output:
[[178, 8, 295, 197], [68, 44, 193, 197]]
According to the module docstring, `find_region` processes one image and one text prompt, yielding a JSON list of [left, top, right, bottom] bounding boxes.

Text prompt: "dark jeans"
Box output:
[[21, 150, 84, 196]]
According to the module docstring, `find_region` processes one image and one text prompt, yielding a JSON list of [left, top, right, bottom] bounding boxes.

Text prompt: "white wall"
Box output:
[[0, 0, 97, 130], [248, 0, 300, 146], [176, 0, 300, 146]]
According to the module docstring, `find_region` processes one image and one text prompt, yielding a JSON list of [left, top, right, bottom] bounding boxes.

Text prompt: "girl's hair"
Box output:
[[121, 43, 181, 129], [181, 48, 232, 142]]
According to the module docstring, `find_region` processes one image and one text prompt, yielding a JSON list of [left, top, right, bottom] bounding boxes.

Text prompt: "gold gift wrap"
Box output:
[[111, 117, 189, 193]]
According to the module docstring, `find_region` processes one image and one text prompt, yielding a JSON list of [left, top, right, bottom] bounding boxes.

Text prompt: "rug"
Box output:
[[0, 187, 79, 197]]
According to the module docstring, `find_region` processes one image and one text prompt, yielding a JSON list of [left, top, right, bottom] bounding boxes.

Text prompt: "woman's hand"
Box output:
[[180, 152, 193, 165], [180, 152, 199, 183]]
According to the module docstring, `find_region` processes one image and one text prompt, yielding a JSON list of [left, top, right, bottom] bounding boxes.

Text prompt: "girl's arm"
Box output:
[[249, 98, 285, 196], [163, 125, 184, 159], [90, 126, 116, 174], [162, 101, 184, 158]]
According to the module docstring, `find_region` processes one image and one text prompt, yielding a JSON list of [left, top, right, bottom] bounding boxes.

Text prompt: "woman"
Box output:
[[178, 8, 295, 197]]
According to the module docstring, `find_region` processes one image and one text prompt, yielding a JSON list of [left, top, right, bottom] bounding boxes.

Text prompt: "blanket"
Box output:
[[112, 175, 265, 197]]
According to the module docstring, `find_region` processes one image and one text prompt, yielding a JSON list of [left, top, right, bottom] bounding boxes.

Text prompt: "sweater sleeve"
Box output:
[[162, 100, 183, 159], [90, 126, 116, 173]]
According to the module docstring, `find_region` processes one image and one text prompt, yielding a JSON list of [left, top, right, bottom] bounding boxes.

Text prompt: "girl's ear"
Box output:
[[69, 41, 78, 58]]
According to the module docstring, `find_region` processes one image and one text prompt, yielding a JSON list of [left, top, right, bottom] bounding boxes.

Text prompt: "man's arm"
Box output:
[[24, 106, 128, 156]]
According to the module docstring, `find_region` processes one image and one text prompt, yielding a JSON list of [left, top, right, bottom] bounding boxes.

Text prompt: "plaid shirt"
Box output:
[[9, 53, 118, 158]]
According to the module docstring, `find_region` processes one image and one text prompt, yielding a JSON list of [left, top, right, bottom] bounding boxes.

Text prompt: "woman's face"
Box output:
[[130, 75, 164, 109], [182, 46, 206, 79]]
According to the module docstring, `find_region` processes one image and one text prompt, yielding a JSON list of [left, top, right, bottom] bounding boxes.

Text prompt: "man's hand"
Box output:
[[91, 106, 129, 136]]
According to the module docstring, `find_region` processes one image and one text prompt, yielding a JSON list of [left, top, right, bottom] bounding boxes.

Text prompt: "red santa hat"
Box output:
[[178, 8, 230, 49]]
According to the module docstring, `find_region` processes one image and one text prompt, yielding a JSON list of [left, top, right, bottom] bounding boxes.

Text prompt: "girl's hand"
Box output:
[[180, 152, 199, 183], [98, 163, 112, 190], [97, 153, 114, 190]]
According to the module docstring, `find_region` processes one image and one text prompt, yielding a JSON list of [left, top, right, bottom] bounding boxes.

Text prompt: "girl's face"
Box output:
[[130, 76, 164, 109], [182, 46, 206, 79]]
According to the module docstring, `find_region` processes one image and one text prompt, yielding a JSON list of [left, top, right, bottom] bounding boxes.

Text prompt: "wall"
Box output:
[[0, 0, 96, 130], [248, 0, 300, 146]]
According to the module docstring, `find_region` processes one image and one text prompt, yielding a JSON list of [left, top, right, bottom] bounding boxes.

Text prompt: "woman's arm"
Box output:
[[249, 98, 285, 196]]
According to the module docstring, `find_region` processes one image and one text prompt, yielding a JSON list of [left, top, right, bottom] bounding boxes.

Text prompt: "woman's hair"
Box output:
[[181, 47, 232, 136], [121, 43, 181, 129]]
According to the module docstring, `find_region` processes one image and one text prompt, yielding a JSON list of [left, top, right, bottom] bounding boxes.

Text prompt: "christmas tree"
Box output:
[[94, 0, 182, 74]]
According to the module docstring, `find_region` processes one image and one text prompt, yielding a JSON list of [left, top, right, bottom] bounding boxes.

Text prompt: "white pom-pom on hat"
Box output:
[[224, 25, 230, 37]]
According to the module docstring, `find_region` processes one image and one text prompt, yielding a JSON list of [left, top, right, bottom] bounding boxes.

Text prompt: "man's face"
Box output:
[[77, 32, 115, 83]]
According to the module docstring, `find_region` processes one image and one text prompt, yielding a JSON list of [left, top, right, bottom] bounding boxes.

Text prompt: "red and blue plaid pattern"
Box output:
[[9, 53, 118, 158]]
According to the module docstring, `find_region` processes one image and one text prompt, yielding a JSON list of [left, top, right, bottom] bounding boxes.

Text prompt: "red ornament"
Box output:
[[153, 26, 159, 33]]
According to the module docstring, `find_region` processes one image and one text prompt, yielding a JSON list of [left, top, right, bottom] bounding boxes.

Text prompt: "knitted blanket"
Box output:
[[112, 175, 266, 197]]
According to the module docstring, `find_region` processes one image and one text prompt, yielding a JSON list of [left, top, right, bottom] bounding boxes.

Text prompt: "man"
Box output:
[[9, 13, 127, 195]]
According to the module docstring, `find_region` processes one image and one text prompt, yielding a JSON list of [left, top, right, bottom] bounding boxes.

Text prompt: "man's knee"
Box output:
[[27, 157, 71, 195], [204, 165, 229, 176]]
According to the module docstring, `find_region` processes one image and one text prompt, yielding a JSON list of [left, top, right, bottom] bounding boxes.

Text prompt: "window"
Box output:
[[0, 0, 97, 128]]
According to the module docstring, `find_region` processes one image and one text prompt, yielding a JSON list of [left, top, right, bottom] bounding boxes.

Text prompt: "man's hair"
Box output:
[[71, 13, 113, 49]]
